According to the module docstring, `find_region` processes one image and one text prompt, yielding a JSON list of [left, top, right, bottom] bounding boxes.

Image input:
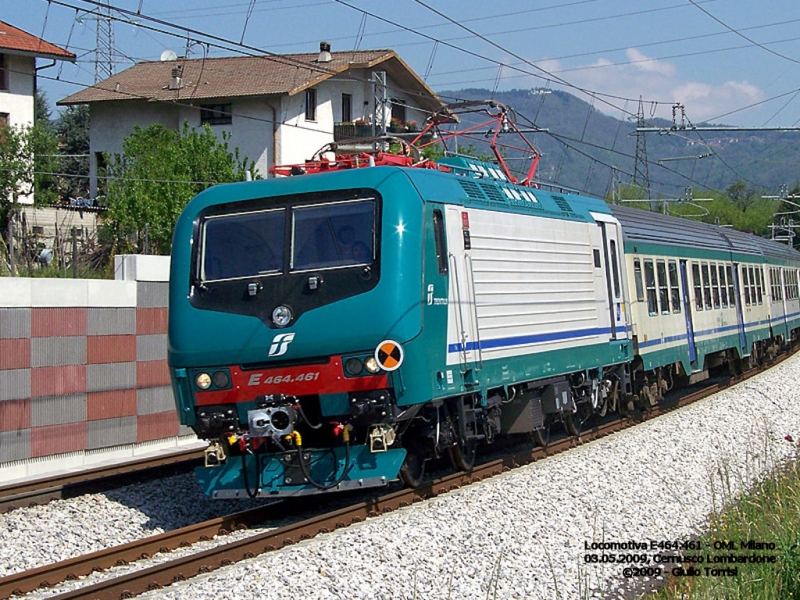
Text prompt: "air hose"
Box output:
[[292, 427, 352, 490]]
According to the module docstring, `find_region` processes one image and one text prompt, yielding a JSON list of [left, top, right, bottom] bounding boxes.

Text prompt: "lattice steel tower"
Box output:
[[632, 97, 651, 200], [94, 1, 114, 83]]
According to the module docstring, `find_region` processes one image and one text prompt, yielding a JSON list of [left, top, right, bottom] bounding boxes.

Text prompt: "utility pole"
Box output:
[[632, 97, 651, 203], [764, 184, 800, 245]]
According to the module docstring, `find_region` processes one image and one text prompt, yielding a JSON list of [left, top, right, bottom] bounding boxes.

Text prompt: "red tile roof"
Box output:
[[0, 20, 75, 61], [58, 49, 443, 113]]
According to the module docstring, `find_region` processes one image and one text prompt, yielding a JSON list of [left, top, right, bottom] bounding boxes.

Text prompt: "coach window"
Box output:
[[656, 260, 669, 315], [726, 265, 736, 307], [719, 265, 728, 308], [668, 260, 681, 313], [633, 258, 644, 302], [742, 267, 751, 305], [644, 259, 657, 316], [701, 263, 712, 310], [433, 209, 448, 275], [692, 262, 703, 311], [754, 268, 763, 304], [710, 264, 720, 309]]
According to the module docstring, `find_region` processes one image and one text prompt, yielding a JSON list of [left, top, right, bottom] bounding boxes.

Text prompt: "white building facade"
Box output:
[[59, 44, 443, 200]]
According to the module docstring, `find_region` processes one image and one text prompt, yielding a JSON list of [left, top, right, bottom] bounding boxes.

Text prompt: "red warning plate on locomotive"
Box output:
[[195, 356, 388, 405]]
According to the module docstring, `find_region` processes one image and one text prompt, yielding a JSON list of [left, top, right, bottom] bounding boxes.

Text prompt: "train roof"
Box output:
[[610, 204, 800, 263]]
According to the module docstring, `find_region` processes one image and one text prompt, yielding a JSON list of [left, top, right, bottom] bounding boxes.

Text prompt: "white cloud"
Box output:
[[557, 48, 765, 123]]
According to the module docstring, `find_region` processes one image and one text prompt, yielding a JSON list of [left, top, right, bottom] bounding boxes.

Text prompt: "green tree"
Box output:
[[55, 104, 90, 202], [104, 123, 255, 255], [0, 122, 60, 231]]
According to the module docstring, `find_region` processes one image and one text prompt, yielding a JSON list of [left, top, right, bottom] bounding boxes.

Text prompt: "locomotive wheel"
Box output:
[[565, 404, 589, 437], [531, 417, 551, 448], [399, 448, 426, 488], [448, 440, 477, 472]]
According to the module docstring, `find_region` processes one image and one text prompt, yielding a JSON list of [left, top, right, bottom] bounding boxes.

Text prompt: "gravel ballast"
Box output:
[[7, 353, 800, 599]]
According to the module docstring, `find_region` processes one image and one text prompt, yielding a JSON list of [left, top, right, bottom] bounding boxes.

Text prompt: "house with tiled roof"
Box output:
[[0, 19, 75, 129], [0, 20, 75, 204], [59, 42, 444, 199]]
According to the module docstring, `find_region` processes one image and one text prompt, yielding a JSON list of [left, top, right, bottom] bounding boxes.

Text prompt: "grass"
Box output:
[[653, 455, 800, 600]]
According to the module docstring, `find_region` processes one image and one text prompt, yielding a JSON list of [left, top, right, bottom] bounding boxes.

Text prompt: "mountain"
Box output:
[[437, 88, 800, 199]]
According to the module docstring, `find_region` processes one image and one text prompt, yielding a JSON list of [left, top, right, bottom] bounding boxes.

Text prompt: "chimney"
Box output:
[[169, 65, 183, 90], [318, 41, 332, 63]]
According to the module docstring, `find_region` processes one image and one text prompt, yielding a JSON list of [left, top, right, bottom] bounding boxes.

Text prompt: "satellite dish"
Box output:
[[160, 50, 178, 62]]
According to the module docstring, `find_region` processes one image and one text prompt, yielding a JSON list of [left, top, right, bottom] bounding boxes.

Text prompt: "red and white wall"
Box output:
[[0, 256, 199, 483]]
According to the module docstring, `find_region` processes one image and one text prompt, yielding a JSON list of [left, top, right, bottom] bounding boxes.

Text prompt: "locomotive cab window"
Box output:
[[199, 208, 285, 281], [292, 199, 376, 271]]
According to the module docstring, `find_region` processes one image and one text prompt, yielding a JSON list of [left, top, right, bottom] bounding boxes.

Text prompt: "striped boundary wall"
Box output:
[[0, 255, 201, 484]]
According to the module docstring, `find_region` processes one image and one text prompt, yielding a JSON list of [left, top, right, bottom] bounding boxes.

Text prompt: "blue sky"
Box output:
[[7, 0, 800, 127]]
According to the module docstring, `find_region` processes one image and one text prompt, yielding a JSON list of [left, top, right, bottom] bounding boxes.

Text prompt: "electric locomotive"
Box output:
[[168, 103, 635, 498]]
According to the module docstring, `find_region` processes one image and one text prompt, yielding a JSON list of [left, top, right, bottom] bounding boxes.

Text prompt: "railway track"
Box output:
[[0, 446, 205, 514], [0, 357, 787, 600]]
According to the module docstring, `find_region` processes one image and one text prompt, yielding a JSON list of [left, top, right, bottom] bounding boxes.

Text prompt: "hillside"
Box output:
[[437, 88, 800, 199]]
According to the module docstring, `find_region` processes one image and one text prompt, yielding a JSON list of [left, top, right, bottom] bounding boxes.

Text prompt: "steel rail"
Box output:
[[0, 446, 205, 513], [1, 353, 789, 600]]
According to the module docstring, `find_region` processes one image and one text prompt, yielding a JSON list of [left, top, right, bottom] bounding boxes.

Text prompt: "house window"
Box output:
[[391, 99, 406, 124], [200, 104, 232, 126], [0, 54, 7, 91], [0, 113, 8, 127], [305, 88, 317, 121], [341, 94, 352, 123]]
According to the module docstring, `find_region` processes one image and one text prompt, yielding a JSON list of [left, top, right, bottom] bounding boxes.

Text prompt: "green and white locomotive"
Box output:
[[168, 103, 800, 498]]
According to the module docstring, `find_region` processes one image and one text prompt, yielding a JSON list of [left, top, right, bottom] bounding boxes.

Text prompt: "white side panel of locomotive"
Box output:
[[443, 206, 612, 367]]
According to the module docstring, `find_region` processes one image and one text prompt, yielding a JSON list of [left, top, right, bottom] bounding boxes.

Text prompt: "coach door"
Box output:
[[595, 216, 629, 341], [444, 207, 481, 375], [679, 261, 697, 363], [732, 265, 747, 351]]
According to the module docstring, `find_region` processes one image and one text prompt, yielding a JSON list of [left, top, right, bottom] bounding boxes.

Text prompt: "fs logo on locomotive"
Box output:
[[268, 332, 295, 357]]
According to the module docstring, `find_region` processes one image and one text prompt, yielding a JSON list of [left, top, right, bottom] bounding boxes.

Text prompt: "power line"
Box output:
[[687, 0, 800, 66]]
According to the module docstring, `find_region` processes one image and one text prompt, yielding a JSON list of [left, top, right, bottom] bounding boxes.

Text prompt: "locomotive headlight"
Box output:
[[272, 305, 293, 328], [195, 372, 212, 390], [212, 370, 230, 388], [364, 356, 381, 374], [345, 357, 363, 376]]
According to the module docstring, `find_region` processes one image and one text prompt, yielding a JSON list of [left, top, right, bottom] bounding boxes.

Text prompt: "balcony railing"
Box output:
[[333, 122, 423, 142]]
